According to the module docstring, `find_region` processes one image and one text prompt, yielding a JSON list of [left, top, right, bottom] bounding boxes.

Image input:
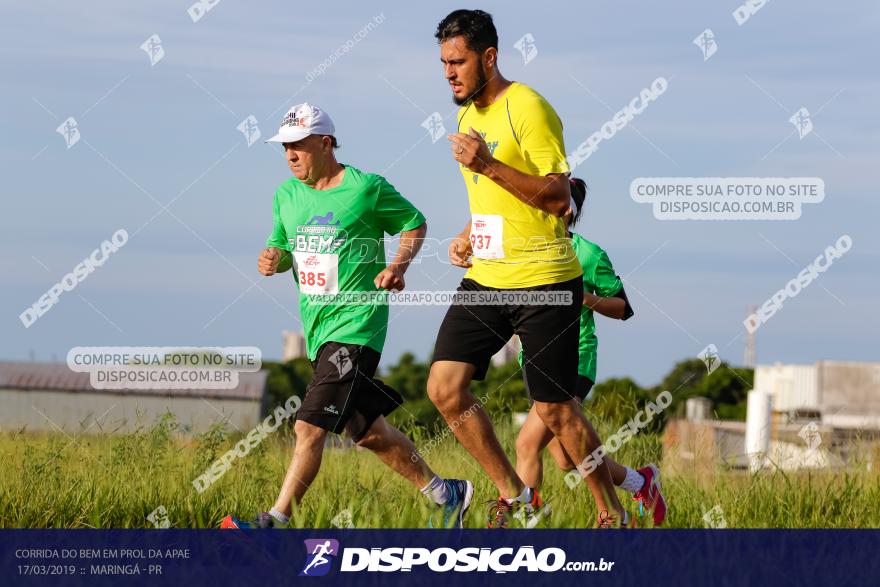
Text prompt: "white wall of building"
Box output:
[[0, 389, 262, 434], [754, 364, 819, 412]]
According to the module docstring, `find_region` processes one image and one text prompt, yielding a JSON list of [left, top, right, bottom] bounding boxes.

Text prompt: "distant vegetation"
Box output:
[[262, 354, 755, 437]]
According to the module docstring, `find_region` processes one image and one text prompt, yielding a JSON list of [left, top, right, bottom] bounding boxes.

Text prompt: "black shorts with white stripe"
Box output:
[[297, 342, 402, 441]]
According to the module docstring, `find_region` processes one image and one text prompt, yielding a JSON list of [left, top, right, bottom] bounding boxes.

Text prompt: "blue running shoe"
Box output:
[[428, 479, 474, 529], [220, 512, 274, 529]]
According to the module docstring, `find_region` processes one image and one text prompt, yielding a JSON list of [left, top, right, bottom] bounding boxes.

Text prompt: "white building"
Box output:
[[665, 360, 880, 473], [282, 330, 307, 362], [491, 335, 522, 367], [754, 360, 880, 429], [0, 361, 268, 434]]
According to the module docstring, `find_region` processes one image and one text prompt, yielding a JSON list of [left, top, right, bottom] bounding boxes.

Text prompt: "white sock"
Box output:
[[504, 486, 534, 505], [268, 507, 290, 525], [421, 475, 450, 505], [619, 467, 646, 494]]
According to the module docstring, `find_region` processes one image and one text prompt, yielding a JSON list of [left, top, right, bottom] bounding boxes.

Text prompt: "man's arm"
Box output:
[[483, 163, 570, 217], [374, 222, 427, 290], [263, 191, 292, 276], [276, 250, 292, 273], [583, 292, 627, 319], [586, 249, 634, 320], [448, 127, 571, 217]]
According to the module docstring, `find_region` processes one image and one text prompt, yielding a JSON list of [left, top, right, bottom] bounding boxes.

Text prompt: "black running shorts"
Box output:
[[431, 276, 584, 403], [524, 373, 594, 403], [297, 342, 403, 441]]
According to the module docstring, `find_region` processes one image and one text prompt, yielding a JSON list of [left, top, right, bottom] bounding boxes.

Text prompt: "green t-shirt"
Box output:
[[266, 165, 426, 360], [517, 233, 623, 381], [571, 234, 624, 381]]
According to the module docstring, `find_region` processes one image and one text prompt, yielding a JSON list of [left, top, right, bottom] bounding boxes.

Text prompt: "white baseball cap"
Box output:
[[265, 102, 335, 143]]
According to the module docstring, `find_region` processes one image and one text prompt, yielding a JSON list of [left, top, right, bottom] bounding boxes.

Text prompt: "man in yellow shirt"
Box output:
[[427, 9, 628, 528]]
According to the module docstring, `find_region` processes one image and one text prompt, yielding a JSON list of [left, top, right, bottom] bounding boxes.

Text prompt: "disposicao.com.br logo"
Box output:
[[301, 542, 614, 575]]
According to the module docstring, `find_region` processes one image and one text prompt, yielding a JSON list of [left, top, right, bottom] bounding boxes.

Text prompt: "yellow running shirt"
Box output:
[[457, 82, 582, 288]]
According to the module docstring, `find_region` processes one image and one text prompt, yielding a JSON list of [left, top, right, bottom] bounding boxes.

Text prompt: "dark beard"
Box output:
[[453, 66, 489, 106]]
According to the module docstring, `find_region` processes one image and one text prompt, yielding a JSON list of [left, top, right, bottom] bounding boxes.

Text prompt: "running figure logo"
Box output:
[[328, 346, 353, 377], [692, 29, 717, 61], [513, 33, 538, 65], [789, 107, 813, 139], [306, 212, 341, 226], [698, 344, 721, 374], [140, 34, 165, 66], [421, 112, 446, 143], [299, 539, 340, 577], [55, 117, 80, 149], [237, 115, 261, 147], [798, 421, 822, 451]]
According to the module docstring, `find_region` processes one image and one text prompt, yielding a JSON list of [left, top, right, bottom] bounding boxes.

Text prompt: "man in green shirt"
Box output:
[[221, 103, 473, 529], [513, 178, 667, 526]]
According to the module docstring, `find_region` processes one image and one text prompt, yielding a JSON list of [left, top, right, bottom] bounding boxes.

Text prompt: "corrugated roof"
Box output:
[[0, 362, 266, 401]]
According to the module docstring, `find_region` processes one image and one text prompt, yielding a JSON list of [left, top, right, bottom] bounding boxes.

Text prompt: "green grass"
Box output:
[[1, 416, 877, 528]]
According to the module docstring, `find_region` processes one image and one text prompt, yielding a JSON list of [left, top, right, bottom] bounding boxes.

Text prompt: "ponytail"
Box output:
[[569, 177, 587, 226]]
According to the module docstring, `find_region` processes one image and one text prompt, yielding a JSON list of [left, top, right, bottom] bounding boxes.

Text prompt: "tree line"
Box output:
[[262, 354, 754, 437]]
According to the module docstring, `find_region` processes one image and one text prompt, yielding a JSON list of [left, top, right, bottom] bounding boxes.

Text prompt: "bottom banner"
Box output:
[[2, 529, 877, 586]]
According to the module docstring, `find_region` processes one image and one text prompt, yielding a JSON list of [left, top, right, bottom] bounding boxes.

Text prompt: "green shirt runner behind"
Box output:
[[518, 233, 626, 382], [266, 165, 426, 360]]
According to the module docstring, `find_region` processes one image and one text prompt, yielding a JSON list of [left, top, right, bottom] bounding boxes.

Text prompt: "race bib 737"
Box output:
[[470, 214, 505, 259]]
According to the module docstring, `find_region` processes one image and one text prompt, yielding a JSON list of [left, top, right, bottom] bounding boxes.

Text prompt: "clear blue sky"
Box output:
[[3, 1, 878, 387]]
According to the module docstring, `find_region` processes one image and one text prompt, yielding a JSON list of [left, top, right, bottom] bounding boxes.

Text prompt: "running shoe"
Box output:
[[595, 509, 632, 529], [220, 512, 275, 529], [515, 490, 551, 528], [632, 464, 667, 526], [486, 497, 516, 528], [428, 479, 474, 529]]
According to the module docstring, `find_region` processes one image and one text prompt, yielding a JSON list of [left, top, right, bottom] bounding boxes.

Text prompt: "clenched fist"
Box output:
[[448, 236, 472, 268], [258, 247, 282, 276], [448, 127, 494, 175], [374, 266, 405, 291]]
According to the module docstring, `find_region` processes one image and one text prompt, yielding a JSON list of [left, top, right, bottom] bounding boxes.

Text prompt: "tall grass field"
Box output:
[[2, 413, 877, 529]]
